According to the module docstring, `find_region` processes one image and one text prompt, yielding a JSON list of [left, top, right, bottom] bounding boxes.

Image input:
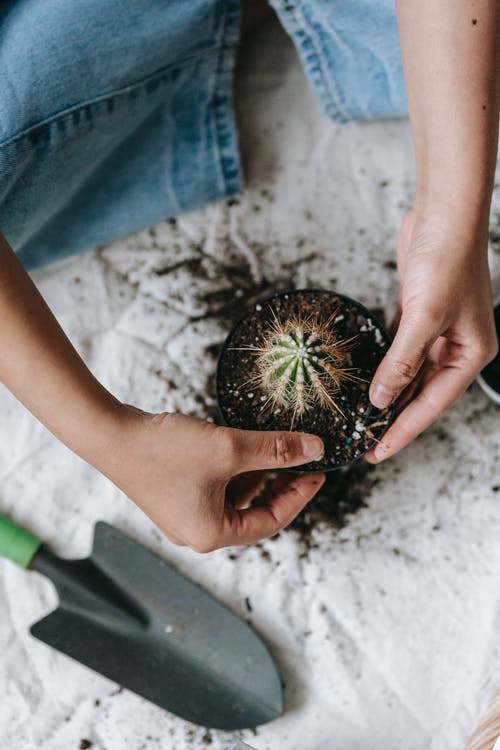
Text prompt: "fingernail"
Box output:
[[373, 441, 390, 462], [370, 383, 393, 409], [301, 435, 324, 459]]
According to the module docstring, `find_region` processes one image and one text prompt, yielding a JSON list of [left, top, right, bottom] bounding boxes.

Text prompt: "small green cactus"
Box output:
[[239, 311, 363, 423]]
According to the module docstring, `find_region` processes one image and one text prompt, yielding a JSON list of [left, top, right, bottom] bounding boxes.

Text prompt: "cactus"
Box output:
[[239, 311, 363, 423]]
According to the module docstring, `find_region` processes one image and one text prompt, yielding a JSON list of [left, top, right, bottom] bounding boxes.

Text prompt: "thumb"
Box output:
[[223, 427, 324, 474], [369, 310, 437, 409]]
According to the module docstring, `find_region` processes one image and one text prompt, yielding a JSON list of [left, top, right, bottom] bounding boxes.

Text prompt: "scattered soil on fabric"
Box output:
[[225, 460, 380, 557], [290, 460, 379, 546], [217, 290, 394, 470]]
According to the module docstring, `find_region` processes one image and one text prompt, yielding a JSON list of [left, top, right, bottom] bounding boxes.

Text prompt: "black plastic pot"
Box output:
[[476, 301, 500, 405], [216, 288, 396, 472]]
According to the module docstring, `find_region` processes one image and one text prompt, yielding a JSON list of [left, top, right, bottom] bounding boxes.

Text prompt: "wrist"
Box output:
[[80, 402, 154, 485], [413, 133, 498, 231], [411, 192, 492, 256], [54, 385, 132, 470], [415, 185, 493, 223]]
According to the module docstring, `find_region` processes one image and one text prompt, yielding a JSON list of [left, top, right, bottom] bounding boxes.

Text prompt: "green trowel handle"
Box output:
[[0, 512, 42, 568]]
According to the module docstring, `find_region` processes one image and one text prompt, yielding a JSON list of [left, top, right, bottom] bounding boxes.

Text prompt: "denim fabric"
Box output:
[[0, 0, 407, 270], [0, 0, 242, 268], [269, 0, 407, 122]]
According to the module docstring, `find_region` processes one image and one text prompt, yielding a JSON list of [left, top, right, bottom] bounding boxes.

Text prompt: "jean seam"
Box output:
[[211, 0, 243, 197], [268, 0, 349, 123], [0, 44, 227, 149]]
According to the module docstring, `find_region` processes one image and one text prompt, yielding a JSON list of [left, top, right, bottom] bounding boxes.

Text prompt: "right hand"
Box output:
[[366, 206, 497, 464], [98, 409, 325, 553]]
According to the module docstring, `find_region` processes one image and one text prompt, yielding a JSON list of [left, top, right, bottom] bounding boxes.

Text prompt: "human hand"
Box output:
[[365, 207, 498, 463], [98, 409, 325, 552], [0, 237, 324, 551]]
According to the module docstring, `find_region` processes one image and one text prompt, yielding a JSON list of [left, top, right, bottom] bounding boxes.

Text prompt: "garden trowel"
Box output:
[[0, 513, 283, 729]]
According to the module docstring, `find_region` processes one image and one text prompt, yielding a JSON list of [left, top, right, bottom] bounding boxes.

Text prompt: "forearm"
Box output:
[[397, 0, 500, 228], [0, 234, 123, 464]]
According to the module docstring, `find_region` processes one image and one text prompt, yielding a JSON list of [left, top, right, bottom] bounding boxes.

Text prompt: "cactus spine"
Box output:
[[240, 311, 362, 423]]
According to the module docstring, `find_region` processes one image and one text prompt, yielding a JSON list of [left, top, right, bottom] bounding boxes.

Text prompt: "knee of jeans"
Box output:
[[0, 0, 220, 144]]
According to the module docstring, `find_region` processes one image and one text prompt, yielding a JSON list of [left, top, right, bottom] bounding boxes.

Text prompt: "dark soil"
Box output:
[[217, 289, 394, 471], [290, 460, 380, 548], [224, 460, 381, 558], [480, 303, 500, 393]]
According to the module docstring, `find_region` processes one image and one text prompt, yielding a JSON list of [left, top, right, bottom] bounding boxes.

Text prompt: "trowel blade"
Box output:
[[30, 522, 283, 730]]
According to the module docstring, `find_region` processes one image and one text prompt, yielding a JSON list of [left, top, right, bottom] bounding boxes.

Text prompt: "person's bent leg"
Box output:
[[0, 0, 243, 269], [268, 0, 408, 123]]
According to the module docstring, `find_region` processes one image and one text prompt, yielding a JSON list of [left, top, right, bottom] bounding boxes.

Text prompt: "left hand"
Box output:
[[365, 206, 498, 463]]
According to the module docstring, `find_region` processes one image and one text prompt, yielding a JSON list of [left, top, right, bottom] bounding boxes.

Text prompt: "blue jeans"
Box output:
[[0, 0, 407, 269]]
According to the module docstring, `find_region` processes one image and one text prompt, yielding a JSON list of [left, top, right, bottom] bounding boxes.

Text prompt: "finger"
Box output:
[[364, 359, 435, 463], [388, 296, 403, 338], [227, 470, 267, 509], [369, 309, 441, 409], [217, 426, 324, 474], [251, 471, 300, 507], [365, 361, 475, 463], [218, 473, 326, 547], [396, 208, 414, 278], [397, 359, 439, 411]]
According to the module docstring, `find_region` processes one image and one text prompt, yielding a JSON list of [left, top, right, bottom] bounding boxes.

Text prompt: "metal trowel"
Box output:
[[0, 513, 283, 729]]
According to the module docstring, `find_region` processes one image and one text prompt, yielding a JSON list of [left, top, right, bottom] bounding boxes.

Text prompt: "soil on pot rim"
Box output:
[[217, 290, 394, 471]]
